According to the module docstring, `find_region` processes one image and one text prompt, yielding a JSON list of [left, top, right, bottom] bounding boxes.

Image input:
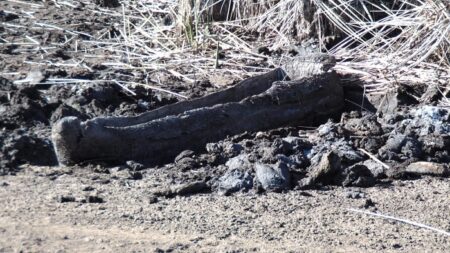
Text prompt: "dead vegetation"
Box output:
[[2, 0, 448, 105], [123, 0, 450, 85]]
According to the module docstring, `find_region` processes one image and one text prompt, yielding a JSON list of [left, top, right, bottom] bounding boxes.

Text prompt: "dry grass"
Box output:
[[321, 0, 450, 102], [105, 0, 449, 95], [81, 0, 274, 84], [229, 0, 449, 103], [5, 0, 448, 104]]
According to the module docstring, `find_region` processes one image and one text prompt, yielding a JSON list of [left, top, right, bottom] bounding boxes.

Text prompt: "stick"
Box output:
[[111, 80, 137, 96], [358, 148, 390, 169], [348, 208, 450, 237]]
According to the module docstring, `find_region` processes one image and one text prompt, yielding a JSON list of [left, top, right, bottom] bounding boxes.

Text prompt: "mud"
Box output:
[[1, 68, 449, 186]]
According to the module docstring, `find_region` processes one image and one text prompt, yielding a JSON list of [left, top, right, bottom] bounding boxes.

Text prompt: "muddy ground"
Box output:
[[1, 1, 450, 252]]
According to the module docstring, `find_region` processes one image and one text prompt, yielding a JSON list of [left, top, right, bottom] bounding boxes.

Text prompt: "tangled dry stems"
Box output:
[[4, 0, 449, 105], [87, 0, 450, 99]]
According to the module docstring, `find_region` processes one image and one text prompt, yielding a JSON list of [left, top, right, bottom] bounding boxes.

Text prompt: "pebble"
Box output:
[[57, 195, 76, 203], [405, 162, 449, 176], [340, 164, 375, 187], [345, 189, 366, 199], [84, 195, 104, 203]]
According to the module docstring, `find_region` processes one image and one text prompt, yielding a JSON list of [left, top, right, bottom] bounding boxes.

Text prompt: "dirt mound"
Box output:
[[0, 77, 179, 175], [1, 71, 449, 193], [144, 104, 449, 196]]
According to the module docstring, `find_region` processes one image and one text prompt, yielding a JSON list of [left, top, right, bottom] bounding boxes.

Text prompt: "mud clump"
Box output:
[[255, 162, 291, 192], [215, 169, 253, 195], [0, 77, 178, 175], [0, 83, 50, 129], [142, 104, 449, 196], [0, 130, 58, 175]]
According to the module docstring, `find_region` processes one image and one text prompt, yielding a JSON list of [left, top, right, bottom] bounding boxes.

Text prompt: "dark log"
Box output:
[[52, 70, 343, 165]]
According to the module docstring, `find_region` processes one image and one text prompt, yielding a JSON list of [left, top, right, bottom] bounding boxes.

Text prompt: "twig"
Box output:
[[129, 81, 189, 100], [358, 148, 390, 169], [348, 208, 450, 237], [112, 80, 137, 96]]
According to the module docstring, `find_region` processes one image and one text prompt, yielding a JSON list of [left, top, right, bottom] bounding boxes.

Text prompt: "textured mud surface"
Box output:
[[1, 1, 450, 252]]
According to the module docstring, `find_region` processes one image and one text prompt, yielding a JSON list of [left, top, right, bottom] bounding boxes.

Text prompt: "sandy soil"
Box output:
[[0, 165, 449, 252]]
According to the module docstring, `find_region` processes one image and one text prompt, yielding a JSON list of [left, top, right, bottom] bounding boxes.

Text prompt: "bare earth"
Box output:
[[0, 166, 449, 252]]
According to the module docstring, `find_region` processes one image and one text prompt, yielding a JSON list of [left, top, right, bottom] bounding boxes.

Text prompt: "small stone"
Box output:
[[307, 151, 341, 185], [345, 189, 365, 199], [84, 196, 104, 203], [392, 243, 402, 249], [94, 0, 120, 8], [175, 157, 198, 171], [339, 164, 375, 187], [299, 191, 312, 197], [174, 150, 198, 171], [57, 195, 76, 203], [362, 198, 375, 208], [96, 179, 111, 184], [255, 132, 265, 139], [405, 162, 449, 176], [362, 160, 386, 178], [217, 169, 253, 195], [149, 196, 158, 204], [171, 181, 208, 196], [255, 162, 290, 192], [82, 186, 95, 191]]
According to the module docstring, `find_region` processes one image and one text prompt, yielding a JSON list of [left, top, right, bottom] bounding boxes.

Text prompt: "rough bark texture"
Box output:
[[52, 69, 343, 165]]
